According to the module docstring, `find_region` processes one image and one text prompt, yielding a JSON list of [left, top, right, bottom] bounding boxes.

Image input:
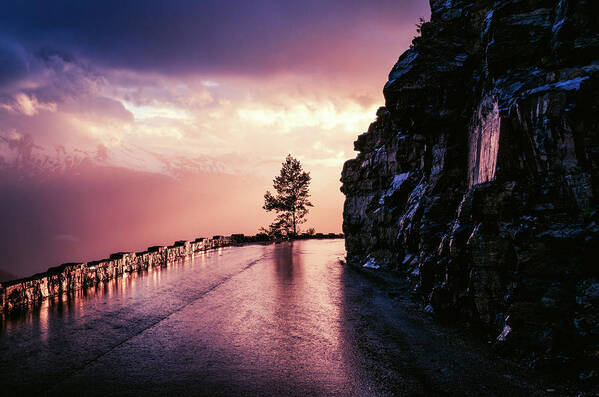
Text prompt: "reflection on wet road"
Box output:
[[0, 240, 542, 396]]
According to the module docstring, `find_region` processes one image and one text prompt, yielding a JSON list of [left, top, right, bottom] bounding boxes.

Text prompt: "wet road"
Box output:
[[1, 240, 547, 396]]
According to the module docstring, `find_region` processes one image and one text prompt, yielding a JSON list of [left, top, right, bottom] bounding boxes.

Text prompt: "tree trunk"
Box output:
[[292, 210, 296, 237]]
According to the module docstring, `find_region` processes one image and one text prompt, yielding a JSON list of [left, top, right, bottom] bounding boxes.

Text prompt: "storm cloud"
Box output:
[[1, 0, 428, 78]]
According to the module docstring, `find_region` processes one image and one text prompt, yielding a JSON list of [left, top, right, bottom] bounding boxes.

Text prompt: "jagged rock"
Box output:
[[341, 0, 598, 377]]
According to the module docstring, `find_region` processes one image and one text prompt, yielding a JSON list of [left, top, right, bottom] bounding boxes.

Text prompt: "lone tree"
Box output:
[[263, 154, 312, 237]]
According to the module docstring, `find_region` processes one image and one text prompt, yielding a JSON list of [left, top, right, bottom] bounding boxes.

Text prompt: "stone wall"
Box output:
[[0, 236, 232, 313], [341, 0, 598, 378], [0, 232, 345, 314]]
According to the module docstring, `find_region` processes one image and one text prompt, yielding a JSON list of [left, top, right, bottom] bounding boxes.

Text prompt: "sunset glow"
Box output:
[[0, 0, 430, 277]]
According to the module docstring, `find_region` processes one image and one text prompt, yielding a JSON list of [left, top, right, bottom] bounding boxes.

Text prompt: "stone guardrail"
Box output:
[[0, 235, 235, 314], [0, 232, 344, 314]]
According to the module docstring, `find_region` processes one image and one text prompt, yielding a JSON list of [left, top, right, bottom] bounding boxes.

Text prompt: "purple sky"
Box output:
[[0, 0, 430, 277]]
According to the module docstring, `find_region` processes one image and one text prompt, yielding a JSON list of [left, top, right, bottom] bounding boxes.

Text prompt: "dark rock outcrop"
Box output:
[[341, 0, 598, 380]]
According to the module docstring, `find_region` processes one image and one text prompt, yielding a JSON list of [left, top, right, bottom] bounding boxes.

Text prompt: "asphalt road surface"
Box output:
[[0, 240, 554, 396]]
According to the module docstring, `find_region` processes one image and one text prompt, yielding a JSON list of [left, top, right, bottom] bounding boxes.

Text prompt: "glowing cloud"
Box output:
[[1, 93, 57, 116]]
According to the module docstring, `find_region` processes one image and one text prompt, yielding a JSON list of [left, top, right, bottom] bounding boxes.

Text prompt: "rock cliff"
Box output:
[[341, 0, 598, 379]]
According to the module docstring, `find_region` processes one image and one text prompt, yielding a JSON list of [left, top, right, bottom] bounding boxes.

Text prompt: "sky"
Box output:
[[0, 0, 430, 277]]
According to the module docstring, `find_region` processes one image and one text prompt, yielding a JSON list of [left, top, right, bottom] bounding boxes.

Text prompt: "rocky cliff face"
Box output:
[[341, 0, 598, 378]]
